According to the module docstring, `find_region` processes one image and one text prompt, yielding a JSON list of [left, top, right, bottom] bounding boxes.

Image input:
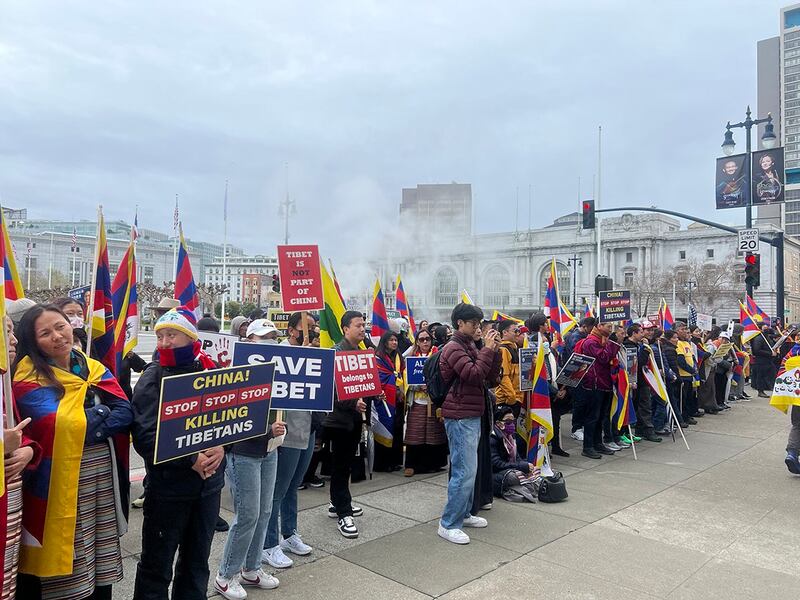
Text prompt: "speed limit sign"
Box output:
[[737, 228, 759, 255]]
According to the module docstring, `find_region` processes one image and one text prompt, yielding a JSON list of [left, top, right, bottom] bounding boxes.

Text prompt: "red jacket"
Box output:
[[579, 332, 618, 391], [439, 331, 501, 419]]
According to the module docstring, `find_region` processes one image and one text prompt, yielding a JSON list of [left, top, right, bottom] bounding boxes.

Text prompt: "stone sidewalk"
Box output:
[[116, 395, 800, 599]]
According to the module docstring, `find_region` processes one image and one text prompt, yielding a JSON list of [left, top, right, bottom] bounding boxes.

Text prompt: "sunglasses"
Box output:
[[417, 336, 431, 342]]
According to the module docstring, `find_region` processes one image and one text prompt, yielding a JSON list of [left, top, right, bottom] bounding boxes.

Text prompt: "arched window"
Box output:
[[539, 262, 571, 305], [484, 265, 510, 308], [436, 267, 458, 306]]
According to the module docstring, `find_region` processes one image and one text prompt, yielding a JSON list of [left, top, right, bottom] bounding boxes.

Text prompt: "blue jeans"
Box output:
[[441, 417, 480, 530], [652, 395, 668, 431], [265, 431, 316, 549], [218, 451, 278, 578]]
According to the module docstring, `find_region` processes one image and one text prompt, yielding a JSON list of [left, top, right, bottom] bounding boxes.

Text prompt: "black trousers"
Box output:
[[582, 388, 611, 450], [633, 385, 654, 433], [324, 426, 360, 518], [133, 492, 220, 600], [571, 387, 587, 432], [680, 379, 697, 421]]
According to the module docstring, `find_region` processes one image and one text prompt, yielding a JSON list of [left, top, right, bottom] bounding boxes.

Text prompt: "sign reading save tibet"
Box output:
[[598, 290, 631, 323], [277, 245, 324, 311], [334, 350, 380, 400], [154, 363, 275, 464], [405, 356, 426, 386], [232, 342, 335, 412]]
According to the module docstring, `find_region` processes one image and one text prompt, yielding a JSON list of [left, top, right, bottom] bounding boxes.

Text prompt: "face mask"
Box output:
[[257, 338, 278, 345], [69, 315, 84, 329], [502, 422, 516, 435]]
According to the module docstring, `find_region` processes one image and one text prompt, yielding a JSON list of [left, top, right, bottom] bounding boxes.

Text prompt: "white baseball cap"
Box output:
[[246, 318, 278, 338]]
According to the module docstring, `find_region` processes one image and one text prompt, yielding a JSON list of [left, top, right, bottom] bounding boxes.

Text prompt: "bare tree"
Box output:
[[662, 255, 741, 317], [630, 269, 672, 318]]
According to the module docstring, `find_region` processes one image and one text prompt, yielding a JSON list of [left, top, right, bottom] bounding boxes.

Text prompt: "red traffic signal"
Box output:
[[744, 253, 760, 288], [272, 273, 281, 293], [582, 199, 596, 229]]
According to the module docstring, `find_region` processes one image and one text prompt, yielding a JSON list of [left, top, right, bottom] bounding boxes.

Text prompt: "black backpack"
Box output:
[[423, 351, 455, 408]]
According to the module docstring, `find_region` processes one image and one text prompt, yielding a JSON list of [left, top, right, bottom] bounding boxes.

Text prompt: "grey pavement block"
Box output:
[[677, 458, 795, 506], [529, 523, 710, 597], [666, 557, 800, 600], [347, 471, 414, 494], [299, 502, 418, 555], [238, 555, 431, 600], [564, 469, 672, 502], [591, 457, 699, 485], [729, 431, 791, 466], [549, 449, 628, 471], [634, 442, 741, 471], [121, 506, 145, 556], [718, 507, 800, 578], [422, 472, 449, 487], [297, 485, 332, 511], [524, 486, 635, 523], [689, 404, 787, 438], [465, 500, 586, 553], [549, 462, 586, 476], [354, 480, 447, 523], [597, 486, 772, 554], [677, 430, 759, 451], [439, 554, 661, 600], [338, 521, 519, 597]]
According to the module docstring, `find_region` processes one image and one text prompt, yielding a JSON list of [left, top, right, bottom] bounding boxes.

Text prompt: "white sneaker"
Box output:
[[337, 516, 359, 538], [280, 532, 312, 556], [240, 568, 279, 590], [462, 514, 488, 528], [571, 429, 584, 441], [437, 524, 470, 544], [605, 442, 621, 451], [480, 502, 493, 510], [262, 546, 293, 568], [214, 575, 247, 600]]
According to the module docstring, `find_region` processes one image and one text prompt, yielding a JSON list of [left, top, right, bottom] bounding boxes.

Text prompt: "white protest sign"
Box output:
[[696, 313, 713, 331], [197, 332, 237, 368]]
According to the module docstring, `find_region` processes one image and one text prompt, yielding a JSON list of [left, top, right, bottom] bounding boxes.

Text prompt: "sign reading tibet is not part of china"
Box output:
[[154, 363, 275, 464], [232, 342, 335, 412], [335, 350, 381, 401], [277, 245, 324, 312], [598, 290, 631, 323]]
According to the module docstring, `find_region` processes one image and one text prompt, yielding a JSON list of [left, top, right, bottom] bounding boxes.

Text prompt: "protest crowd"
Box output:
[[0, 212, 797, 600]]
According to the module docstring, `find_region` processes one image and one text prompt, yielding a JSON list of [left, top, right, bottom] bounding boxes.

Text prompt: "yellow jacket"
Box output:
[[495, 341, 523, 405]]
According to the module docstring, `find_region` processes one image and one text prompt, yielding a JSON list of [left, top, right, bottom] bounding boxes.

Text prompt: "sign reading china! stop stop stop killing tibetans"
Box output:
[[277, 245, 324, 312], [598, 290, 632, 323]]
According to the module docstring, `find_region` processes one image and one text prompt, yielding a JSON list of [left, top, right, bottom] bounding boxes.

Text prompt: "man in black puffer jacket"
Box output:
[[132, 307, 226, 600]]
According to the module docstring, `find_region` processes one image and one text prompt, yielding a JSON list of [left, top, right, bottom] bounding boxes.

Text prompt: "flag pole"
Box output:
[[86, 205, 102, 358], [627, 424, 638, 460], [172, 194, 179, 286], [596, 125, 602, 276], [221, 180, 228, 327]]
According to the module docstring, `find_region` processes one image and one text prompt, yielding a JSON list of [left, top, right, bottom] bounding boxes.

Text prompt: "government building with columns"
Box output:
[[371, 211, 800, 326]]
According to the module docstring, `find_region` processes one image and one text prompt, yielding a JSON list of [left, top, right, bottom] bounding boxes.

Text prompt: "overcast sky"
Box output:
[[0, 0, 792, 280]]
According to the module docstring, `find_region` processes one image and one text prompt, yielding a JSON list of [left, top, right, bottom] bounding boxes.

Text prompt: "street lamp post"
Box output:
[[567, 254, 583, 314], [721, 106, 777, 300]]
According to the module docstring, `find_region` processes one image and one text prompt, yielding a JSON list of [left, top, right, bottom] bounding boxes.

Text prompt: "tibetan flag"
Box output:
[[111, 230, 138, 374], [740, 301, 761, 343], [461, 289, 474, 305], [491, 310, 523, 324], [583, 298, 595, 319], [659, 299, 674, 331], [526, 333, 553, 467], [328, 259, 346, 306], [395, 275, 417, 341], [371, 279, 390, 338], [746, 294, 769, 324], [543, 258, 577, 337], [89, 211, 116, 374], [0, 209, 24, 300], [174, 224, 200, 317], [319, 261, 346, 348], [610, 346, 636, 429], [642, 345, 669, 404]]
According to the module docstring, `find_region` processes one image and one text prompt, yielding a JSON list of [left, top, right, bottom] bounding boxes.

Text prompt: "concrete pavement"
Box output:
[[116, 390, 800, 599]]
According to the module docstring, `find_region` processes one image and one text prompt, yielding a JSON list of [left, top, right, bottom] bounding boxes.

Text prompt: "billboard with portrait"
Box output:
[[715, 154, 748, 209], [751, 148, 784, 206]]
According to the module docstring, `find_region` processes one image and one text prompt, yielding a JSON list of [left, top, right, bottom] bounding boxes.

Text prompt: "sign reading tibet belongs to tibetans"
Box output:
[[277, 244, 324, 312], [598, 290, 632, 323], [232, 342, 335, 412], [334, 350, 381, 401], [154, 363, 275, 463]]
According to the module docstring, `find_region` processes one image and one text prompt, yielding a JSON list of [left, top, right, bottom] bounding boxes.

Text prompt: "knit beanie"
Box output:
[[155, 305, 199, 340]]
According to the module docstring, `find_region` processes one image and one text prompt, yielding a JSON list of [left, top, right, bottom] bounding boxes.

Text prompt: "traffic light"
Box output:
[[272, 273, 281, 293], [744, 253, 761, 288], [582, 200, 595, 229]]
